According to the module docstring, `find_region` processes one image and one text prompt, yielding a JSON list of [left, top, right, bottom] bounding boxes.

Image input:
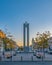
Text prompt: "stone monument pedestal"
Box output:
[[24, 46, 29, 52]]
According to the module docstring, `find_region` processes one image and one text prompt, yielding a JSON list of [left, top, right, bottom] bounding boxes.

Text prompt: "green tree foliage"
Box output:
[[2, 37, 16, 51], [18, 46, 23, 51], [0, 30, 16, 51], [35, 31, 51, 49]]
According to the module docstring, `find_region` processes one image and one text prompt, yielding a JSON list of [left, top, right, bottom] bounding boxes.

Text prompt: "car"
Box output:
[[47, 49, 52, 54], [16, 51, 20, 53], [36, 51, 44, 59], [4, 51, 12, 59], [36, 53, 41, 58]]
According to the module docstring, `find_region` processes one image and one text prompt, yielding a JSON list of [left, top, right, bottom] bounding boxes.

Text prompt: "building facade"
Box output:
[[48, 37, 52, 49], [0, 39, 4, 52], [32, 38, 37, 51]]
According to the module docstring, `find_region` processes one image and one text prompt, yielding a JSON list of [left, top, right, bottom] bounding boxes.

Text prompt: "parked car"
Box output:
[[4, 51, 12, 59], [16, 51, 24, 53], [47, 49, 52, 54], [36, 51, 44, 59], [4, 50, 16, 59]]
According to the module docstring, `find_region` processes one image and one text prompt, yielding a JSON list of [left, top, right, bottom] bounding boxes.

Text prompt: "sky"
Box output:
[[0, 0, 52, 46]]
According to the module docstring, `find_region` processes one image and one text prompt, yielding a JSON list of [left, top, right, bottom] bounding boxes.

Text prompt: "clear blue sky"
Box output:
[[0, 0, 52, 45]]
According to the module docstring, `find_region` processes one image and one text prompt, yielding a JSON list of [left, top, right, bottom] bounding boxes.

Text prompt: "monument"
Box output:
[[23, 22, 29, 52]]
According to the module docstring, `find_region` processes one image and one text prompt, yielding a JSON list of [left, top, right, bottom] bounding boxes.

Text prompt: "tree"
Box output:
[[35, 31, 51, 60], [35, 31, 51, 49], [3, 37, 16, 51]]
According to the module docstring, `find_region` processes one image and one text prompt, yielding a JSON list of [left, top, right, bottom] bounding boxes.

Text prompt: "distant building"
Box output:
[[32, 38, 37, 51], [0, 38, 4, 52], [48, 37, 52, 49]]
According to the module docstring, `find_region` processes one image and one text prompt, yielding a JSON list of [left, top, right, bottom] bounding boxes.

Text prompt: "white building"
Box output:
[[0, 39, 4, 52], [0, 38, 4, 60], [32, 38, 37, 51], [48, 37, 52, 49]]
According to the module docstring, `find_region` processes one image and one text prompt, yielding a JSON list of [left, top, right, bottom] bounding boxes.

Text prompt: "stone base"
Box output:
[[24, 47, 29, 52]]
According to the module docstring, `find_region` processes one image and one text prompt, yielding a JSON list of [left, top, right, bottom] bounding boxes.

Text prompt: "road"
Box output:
[[0, 61, 52, 65]]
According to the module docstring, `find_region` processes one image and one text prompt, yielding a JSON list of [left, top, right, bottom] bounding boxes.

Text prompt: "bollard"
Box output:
[[21, 56, 23, 61], [31, 56, 33, 61], [42, 56, 44, 61], [0, 56, 2, 61]]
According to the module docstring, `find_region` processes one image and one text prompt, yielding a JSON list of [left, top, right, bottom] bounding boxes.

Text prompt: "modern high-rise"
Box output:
[[23, 22, 29, 52]]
